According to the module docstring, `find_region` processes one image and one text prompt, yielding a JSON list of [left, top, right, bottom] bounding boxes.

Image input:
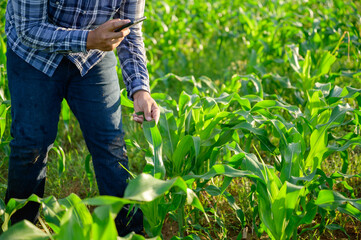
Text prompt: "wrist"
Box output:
[[86, 30, 95, 50], [133, 90, 149, 100]]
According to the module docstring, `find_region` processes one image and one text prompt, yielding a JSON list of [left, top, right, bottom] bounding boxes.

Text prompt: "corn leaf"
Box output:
[[91, 205, 118, 240], [142, 116, 165, 179], [0, 220, 49, 240]]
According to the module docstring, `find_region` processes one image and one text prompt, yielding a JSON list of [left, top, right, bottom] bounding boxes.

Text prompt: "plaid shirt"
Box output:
[[5, 0, 149, 99]]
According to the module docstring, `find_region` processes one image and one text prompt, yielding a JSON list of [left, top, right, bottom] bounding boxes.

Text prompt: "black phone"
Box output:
[[114, 16, 147, 32]]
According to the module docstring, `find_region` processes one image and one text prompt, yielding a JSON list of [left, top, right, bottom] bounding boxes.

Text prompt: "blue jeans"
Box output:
[[5, 48, 142, 235]]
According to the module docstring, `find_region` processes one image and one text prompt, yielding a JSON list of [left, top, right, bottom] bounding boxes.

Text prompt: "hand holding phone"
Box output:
[[114, 16, 147, 32]]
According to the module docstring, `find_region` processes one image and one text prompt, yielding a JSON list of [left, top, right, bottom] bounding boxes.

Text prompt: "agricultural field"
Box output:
[[0, 0, 361, 239]]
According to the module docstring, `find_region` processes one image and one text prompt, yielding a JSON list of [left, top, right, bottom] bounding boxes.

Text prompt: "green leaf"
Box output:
[[3, 195, 43, 232], [184, 164, 261, 184], [56, 208, 90, 240], [280, 142, 302, 182], [141, 115, 165, 179], [0, 220, 49, 240], [302, 50, 311, 83], [120, 89, 134, 108], [314, 51, 337, 78], [0, 103, 9, 140], [41, 196, 66, 233], [306, 105, 351, 170], [59, 194, 92, 226], [315, 190, 361, 213], [337, 203, 361, 221], [205, 185, 221, 196], [251, 100, 301, 118], [61, 100, 71, 131], [270, 182, 287, 238], [124, 174, 187, 202], [199, 111, 230, 140], [85, 154, 94, 190], [91, 206, 119, 240], [171, 135, 193, 175], [158, 106, 178, 160], [51, 146, 66, 177], [83, 196, 133, 207]]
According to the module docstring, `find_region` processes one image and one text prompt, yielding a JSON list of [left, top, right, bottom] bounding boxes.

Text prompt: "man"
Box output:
[[4, 0, 159, 236]]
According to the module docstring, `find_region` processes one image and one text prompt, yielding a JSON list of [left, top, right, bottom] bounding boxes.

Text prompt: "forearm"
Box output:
[[117, 33, 150, 100]]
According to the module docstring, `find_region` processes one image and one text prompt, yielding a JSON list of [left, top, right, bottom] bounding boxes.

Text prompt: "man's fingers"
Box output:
[[106, 28, 129, 42], [143, 103, 152, 122], [107, 19, 131, 31], [111, 28, 130, 39], [152, 104, 160, 124], [133, 113, 144, 123]]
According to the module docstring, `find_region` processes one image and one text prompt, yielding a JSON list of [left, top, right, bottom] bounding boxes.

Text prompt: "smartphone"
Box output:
[[114, 16, 147, 32]]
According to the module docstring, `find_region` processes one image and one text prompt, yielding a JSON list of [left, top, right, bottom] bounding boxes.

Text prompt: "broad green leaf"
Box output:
[[142, 116, 165, 179], [305, 90, 328, 124], [3, 195, 43, 232], [124, 174, 187, 202], [315, 190, 361, 211], [337, 203, 361, 221], [233, 121, 276, 153], [178, 91, 192, 114], [158, 106, 178, 160], [306, 105, 351, 170], [0, 220, 49, 240], [257, 184, 276, 239], [314, 51, 337, 78], [265, 165, 281, 202], [120, 89, 134, 108], [83, 196, 133, 207], [41, 196, 66, 233], [61, 100, 70, 131], [184, 164, 260, 182], [198, 111, 230, 140], [91, 206, 118, 240], [56, 207, 90, 240], [205, 185, 221, 196], [280, 142, 302, 182], [270, 182, 287, 238], [214, 92, 251, 110], [250, 100, 301, 118], [302, 50, 312, 90], [186, 188, 204, 212], [59, 193, 92, 228], [141, 198, 168, 237], [170, 135, 194, 176]]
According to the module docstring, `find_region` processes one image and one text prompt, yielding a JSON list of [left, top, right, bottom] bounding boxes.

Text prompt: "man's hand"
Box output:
[[133, 90, 160, 124], [87, 19, 131, 51]]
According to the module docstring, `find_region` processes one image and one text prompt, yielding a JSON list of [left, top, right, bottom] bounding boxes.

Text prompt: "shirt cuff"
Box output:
[[69, 30, 90, 53], [128, 81, 150, 101]]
